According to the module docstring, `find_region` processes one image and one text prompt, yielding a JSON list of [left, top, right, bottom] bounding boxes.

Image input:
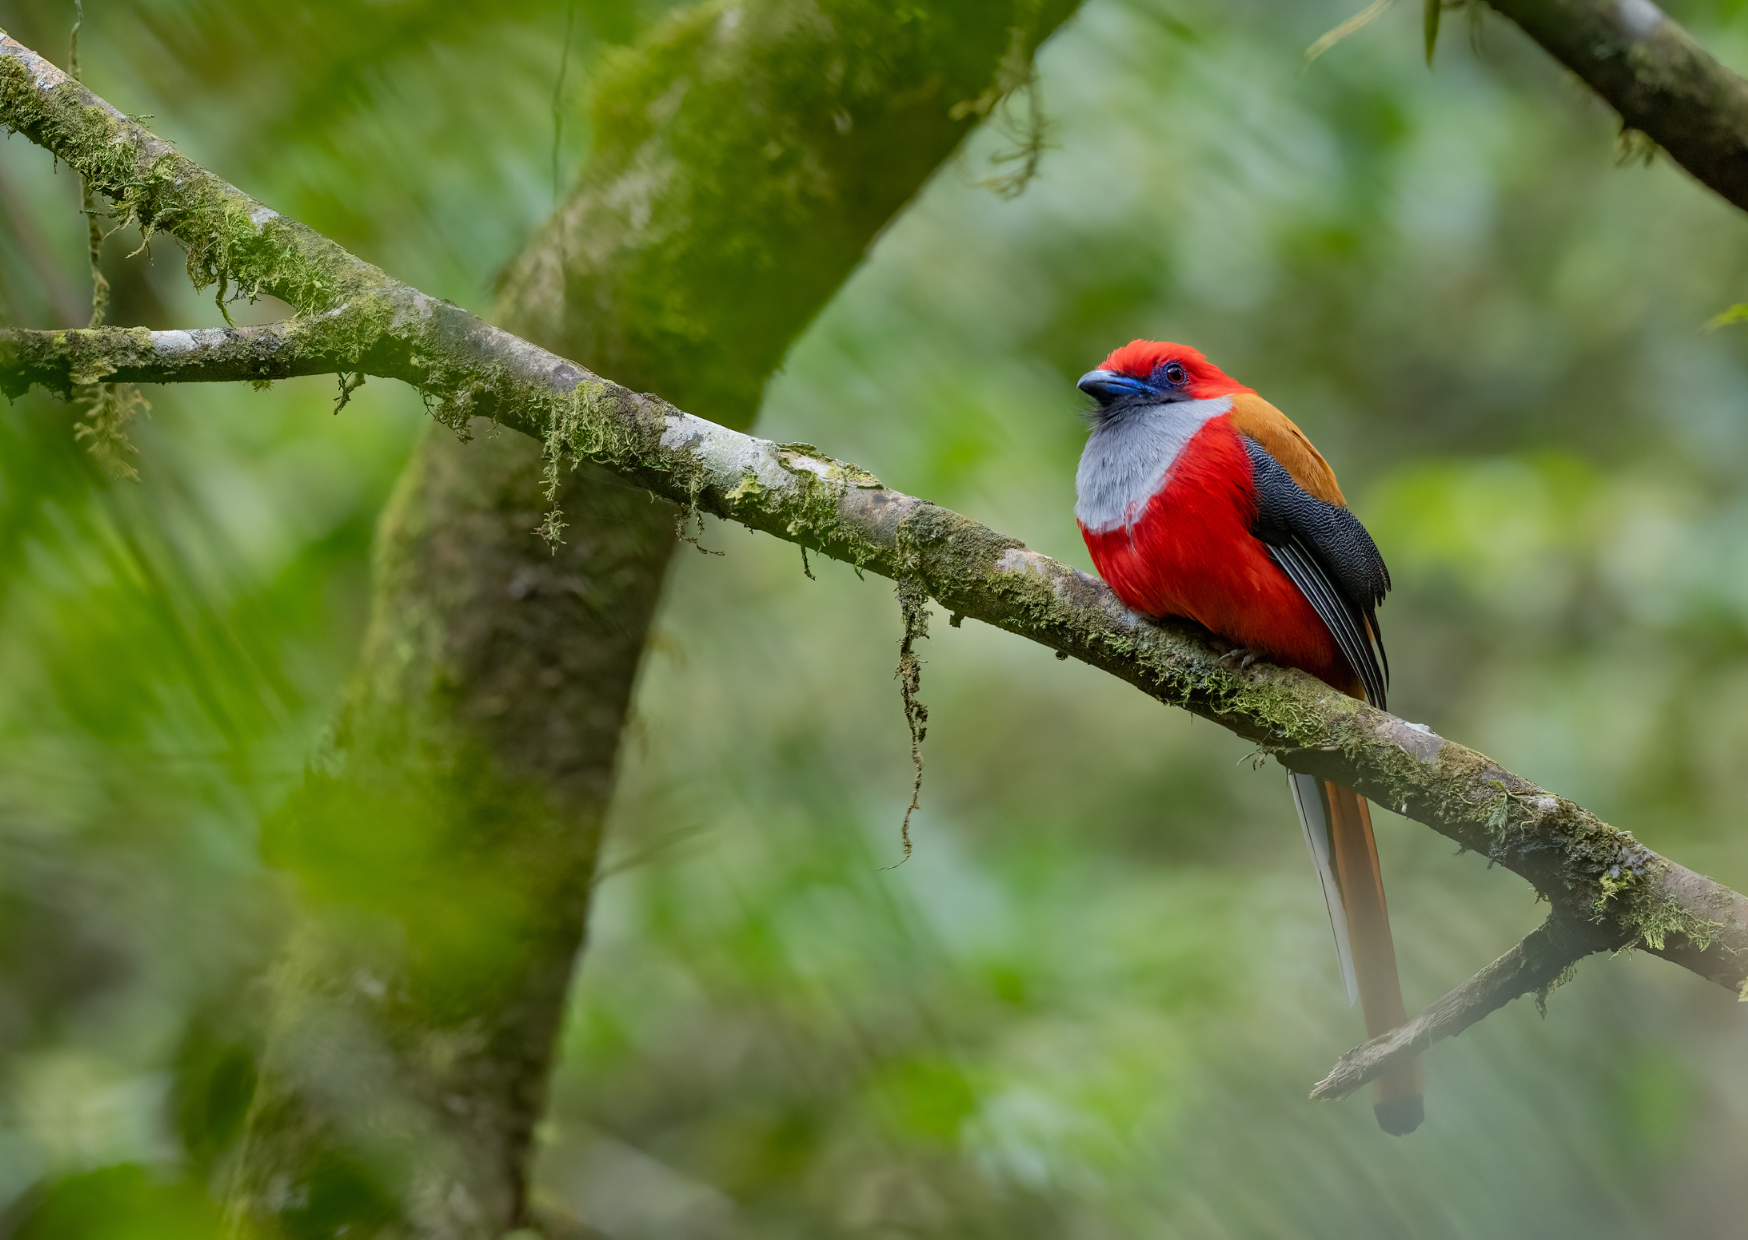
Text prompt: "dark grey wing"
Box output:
[[1267, 539, 1388, 709], [1242, 436, 1391, 710]]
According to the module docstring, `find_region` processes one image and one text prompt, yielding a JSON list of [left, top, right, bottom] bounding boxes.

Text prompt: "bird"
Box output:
[[1072, 339, 1422, 1135]]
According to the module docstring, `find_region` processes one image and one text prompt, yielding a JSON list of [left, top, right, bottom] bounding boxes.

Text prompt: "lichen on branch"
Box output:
[[73, 381, 148, 479]]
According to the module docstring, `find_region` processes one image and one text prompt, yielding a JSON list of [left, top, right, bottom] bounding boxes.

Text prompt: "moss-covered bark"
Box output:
[[0, 322, 388, 394], [0, 30, 389, 315], [226, 432, 673, 1238]]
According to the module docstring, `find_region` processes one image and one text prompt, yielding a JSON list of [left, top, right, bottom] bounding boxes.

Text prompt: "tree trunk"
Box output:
[[226, 435, 673, 1238]]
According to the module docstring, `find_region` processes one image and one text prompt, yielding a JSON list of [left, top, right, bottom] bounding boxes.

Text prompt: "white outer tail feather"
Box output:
[[1288, 771, 1358, 1006]]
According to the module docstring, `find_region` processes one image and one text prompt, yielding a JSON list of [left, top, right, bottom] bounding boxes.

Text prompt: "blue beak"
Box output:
[[1077, 369, 1153, 405]]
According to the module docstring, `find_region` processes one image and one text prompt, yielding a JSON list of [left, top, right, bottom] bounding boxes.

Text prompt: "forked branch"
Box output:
[[1311, 913, 1627, 1101]]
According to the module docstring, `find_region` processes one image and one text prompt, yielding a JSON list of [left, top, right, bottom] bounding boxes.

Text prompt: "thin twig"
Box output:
[[68, 1, 108, 328], [887, 577, 930, 867], [550, 3, 576, 213], [1310, 914, 1623, 1101]]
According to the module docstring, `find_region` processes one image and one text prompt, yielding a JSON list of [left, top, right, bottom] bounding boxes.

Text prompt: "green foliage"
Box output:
[[12, 1164, 221, 1240]]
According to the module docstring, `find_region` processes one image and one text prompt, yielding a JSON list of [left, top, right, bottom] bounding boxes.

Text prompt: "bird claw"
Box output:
[[1218, 647, 1259, 672]]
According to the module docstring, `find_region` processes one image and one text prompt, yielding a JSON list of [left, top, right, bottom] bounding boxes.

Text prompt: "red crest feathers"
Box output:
[[1100, 340, 1252, 400]]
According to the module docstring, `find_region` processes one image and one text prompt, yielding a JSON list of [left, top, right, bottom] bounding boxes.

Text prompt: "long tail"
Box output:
[[1289, 772, 1423, 1135]]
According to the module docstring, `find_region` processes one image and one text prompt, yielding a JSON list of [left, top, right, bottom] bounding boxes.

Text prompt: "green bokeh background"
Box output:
[[3, 0, 1748, 1235]]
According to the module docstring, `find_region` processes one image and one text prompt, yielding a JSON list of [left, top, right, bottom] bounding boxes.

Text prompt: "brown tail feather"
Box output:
[[1323, 780, 1423, 1135]]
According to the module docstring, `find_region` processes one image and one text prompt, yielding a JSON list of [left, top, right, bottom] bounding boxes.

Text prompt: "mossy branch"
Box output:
[[0, 320, 396, 393], [0, 31, 389, 316], [6, 30, 1748, 1092], [1486, 0, 1748, 212]]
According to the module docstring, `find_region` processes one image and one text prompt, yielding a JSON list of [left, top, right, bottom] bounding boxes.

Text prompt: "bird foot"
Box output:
[[1218, 647, 1259, 672]]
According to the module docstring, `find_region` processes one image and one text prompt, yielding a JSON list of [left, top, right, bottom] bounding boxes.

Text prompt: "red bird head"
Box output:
[[1077, 340, 1252, 416]]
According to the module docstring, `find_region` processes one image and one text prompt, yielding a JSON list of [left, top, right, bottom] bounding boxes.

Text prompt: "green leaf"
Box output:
[[1704, 303, 1748, 331], [1424, 0, 1442, 64]]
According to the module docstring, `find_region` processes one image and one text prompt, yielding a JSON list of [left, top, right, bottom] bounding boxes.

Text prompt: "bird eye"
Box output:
[[1162, 362, 1187, 386]]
